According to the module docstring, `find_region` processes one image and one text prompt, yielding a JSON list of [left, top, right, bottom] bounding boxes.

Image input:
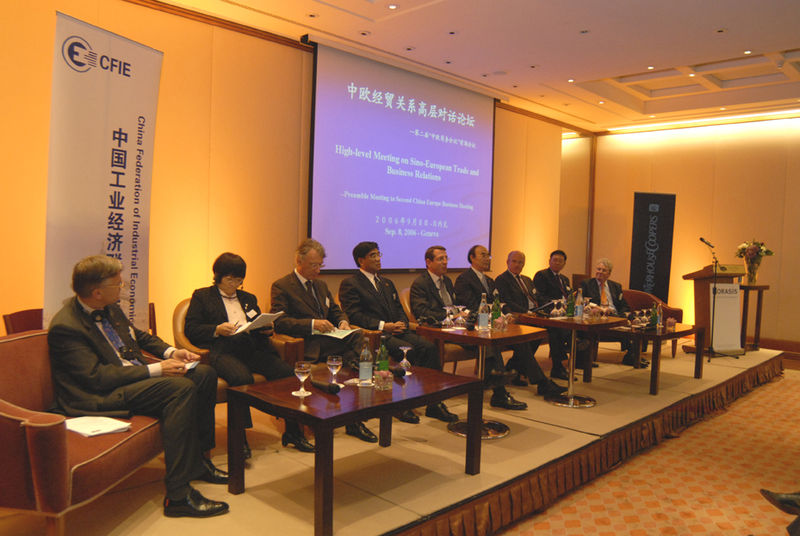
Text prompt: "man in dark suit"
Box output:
[[48, 255, 229, 519], [454, 246, 565, 399], [532, 249, 574, 380], [270, 238, 375, 443], [410, 245, 528, 410], [185, 252, 313, 452], [580, 257, 644, 367], [339, 241, 457, 423]]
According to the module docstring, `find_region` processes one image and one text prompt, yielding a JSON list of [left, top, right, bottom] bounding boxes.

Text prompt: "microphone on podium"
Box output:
[[310, 378, 341, 394], [699, 237, 715, 248]]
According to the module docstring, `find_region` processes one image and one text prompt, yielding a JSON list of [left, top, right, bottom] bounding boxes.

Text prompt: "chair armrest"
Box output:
[[354, 327, 382, 350], [272, 334, 304, 367], [0, 399, 69, 513]]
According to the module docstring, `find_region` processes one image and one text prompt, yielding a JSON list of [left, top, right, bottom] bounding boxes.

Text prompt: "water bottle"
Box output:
[[575, 288, 584, 318], [477, 293, 489, 331], [358, 342, 373, 386]]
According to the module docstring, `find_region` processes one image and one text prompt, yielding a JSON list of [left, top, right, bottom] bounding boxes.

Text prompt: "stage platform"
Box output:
[[0, 344, 783, 536]]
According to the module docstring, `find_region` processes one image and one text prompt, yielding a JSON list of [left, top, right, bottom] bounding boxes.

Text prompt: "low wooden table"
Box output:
[[226, 367, 483, 536], [619, 323, 706, 395], [416, 324, 546, 437], [517, 314, 627, 407]]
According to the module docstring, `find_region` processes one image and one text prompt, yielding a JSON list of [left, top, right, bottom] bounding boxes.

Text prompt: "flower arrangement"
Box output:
[[735, 240, 774, 260], [735, 239, 774, 284]]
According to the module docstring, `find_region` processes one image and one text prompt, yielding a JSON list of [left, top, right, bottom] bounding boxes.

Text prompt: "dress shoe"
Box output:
[[425, 401, 459, 422], [243, 436, 252, 460], [345, 421, 378, 443], [489, 392, 528, 410], [760, 489, 800, 515], [396, 409, 420, 424], [164, 487, 229, 518], [537, 379, 568, 397], [550, 367, 576, 382], [197, 457, 229, 485], [282, 431, 315, 452]]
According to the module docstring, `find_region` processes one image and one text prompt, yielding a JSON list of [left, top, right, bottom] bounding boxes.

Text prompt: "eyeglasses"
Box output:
[[223, 276, 245, 285], [367, 252, 382, 259], [101, 280, 127, 289]]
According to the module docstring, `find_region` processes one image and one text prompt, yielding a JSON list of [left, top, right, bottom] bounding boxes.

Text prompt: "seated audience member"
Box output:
[[48, 255, 228, 518], [531, 249, 574, 380], [410, 245, 527, 410], [580, 258, 645, 368], [184, 252, 313, 453], [454, 245, 565, 398], [271, 238, 376, 443], [339, 241, 457, 423]]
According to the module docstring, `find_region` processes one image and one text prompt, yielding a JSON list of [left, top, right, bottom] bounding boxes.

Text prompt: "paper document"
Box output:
[[235, 312, 283, 334], [66, 416, 131, 437], [311, 328, 357, 339]]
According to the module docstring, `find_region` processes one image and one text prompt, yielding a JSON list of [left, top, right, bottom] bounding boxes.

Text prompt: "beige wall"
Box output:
[[559, 137, 592, 277], [0, 1, 563, 342], [593, 119, 800, 344]]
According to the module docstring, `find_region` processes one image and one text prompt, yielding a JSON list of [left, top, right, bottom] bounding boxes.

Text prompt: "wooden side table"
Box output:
[[740, 284, 769, 350]]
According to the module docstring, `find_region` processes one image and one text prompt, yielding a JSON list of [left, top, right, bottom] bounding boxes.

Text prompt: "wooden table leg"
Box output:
[[465, 386, 482, 475], [649, 338, 661, 395], [753, 289, 765, 350], [227, 393, 246, 494], [740, 289, 750, 350], [379, 415, 392, 447], [314, 424, 334, 536], [694, 329, 705, 379]]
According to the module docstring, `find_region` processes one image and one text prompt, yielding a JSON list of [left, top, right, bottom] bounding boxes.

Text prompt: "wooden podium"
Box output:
[[683, 264, 745, 352]]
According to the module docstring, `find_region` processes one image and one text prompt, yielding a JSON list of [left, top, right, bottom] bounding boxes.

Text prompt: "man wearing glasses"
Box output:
[[270, 238, 375, 443]]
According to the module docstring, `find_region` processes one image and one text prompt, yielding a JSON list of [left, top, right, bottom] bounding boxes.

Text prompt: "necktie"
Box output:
[[438, 278, 453, 306], [95, 310, 143, 366], [306, 280, 324, 317], [600, 281, 608, 305], [479, 274, 490, 294], [557, 274, 567, 297]]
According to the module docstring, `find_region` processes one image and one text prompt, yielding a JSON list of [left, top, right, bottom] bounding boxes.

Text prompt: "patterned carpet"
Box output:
[[500, 367, 800, 536]]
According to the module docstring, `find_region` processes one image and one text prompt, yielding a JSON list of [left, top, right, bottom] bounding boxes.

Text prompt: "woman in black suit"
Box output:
[[185, 252, 313, 452]]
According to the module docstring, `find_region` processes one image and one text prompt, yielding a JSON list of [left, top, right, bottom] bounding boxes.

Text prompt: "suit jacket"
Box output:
[[338, 272, 408, 330], [495, 270, 537, 314], [410, 271, 456, 323], [533, 268, 572, 302], [48, 297, 169, 417], [581, 278, 630, 315], [454, 268, 504, 313], [184, 285, 261, 349], [271, 272, 347, 338]]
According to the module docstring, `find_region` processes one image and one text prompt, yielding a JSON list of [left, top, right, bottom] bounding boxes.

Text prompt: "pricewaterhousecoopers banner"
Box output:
[[628, 192, 676, 303], [44, 13, 163, 328]]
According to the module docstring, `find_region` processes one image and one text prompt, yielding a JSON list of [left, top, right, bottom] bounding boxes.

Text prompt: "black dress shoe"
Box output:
[[345, 421, 378, 443], [425, 401, 459, 422], [164, 487, 229, 518], [489, 392, 528, 410], [282, 431, 315, 452], [396, 409, 420, 424], [197, 457, 229, 485], [537, 379, 568, 397], [760, 489, 800, 515], [550, 367, 577, 382]]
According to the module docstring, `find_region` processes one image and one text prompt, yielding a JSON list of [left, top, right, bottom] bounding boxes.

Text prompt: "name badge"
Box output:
[[246, 309, 257, 319]]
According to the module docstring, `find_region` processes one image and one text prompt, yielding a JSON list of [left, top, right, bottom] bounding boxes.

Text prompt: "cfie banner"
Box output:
[[628, 192, 676, 302], [43, 13, 163, 328]]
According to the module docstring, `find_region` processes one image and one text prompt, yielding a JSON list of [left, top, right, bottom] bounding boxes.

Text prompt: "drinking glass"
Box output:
[[292, 361, 312, 397], [453, 305, 467, 327], [442, 306, 455, 327], [326, 355, 343, 386], [398, 346, 412, 375]]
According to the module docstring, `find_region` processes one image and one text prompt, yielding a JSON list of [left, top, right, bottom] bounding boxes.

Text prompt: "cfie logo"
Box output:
[[62, 35, 97, 72]]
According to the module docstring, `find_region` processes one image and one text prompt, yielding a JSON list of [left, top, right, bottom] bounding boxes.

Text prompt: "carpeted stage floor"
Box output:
[[0, 343, 784, 536]]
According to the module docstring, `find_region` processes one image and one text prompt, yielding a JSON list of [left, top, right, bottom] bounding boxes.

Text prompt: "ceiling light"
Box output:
[[608, 109, 800, 133], [579, 29, 590, 34], [649, 115, 655, 118], [598, 101, 605, 104], [448, 31, 457, 35], [404, 46, 415, 51], [444, 60, 452, 64], [647, 66, 654, 70], [744, 50, 752, 55], [359, 30, 371, 37], [568, 79, 575, 83], [307, 13, 319, 18], [689, 73, 696, 77], [388, 4, 398, 9], [720, 107, 726, 111]]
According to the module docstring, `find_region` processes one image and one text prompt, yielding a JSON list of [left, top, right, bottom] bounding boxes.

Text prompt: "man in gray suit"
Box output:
[[48, 255, 228, 518]]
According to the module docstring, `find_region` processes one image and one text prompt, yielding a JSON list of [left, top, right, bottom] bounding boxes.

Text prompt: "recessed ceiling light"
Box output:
[[744, 50, 752, 55], [359, 30, 371, 37], [647, 66, 655, 70], [715, 27, 728, 34], [649, 115, 655, 118], [444, 60, 452, 64], [689, 73, 696, 77], [481, 73, 488, 77], [529, 65, 538, 69], [579, 29, 590, 34], [448, 31, 457, 35], [720, 107, 726, 111], [307, 13, 319, 18], [388, 3, 398, 9], [599, 100, 605, 104], [568, 78, 575, 83], [404, 46, 415, 52], [512, 84, 518, 88]]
